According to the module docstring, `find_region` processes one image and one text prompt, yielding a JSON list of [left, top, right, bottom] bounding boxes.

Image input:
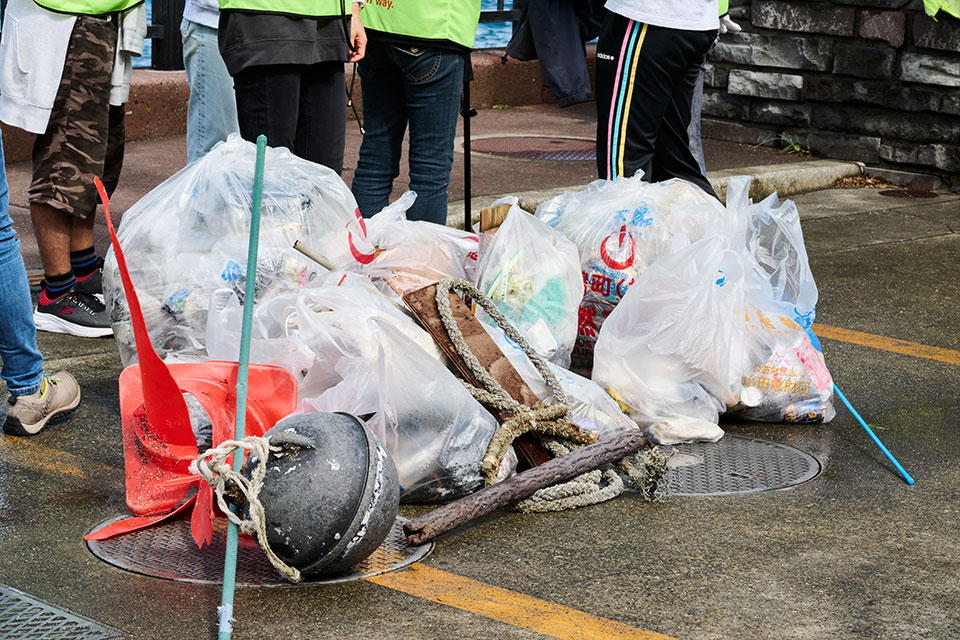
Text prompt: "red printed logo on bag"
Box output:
[[599, 225, 636, 270]]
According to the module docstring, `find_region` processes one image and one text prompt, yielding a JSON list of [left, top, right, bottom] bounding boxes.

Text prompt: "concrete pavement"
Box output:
[[0, 104, 958, 640]]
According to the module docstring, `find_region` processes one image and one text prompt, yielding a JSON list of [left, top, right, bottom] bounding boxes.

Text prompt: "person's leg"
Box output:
[[233, 64, 301, 153], [0, 133, 81, 435], [295, 61, 346, 173], [352, 40, 409, 217], [596, 13, 667, 181], [181, 17, 240, 163], [0, 136, 44, 397], [397, 46, 464, 224], [27, 15, 116, 336], [651, 29, 718, 198]]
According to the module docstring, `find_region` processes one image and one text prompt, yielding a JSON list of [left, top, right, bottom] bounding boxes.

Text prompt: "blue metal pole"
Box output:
[[218, 135, 268, 639], [833, 383, 914, 485]]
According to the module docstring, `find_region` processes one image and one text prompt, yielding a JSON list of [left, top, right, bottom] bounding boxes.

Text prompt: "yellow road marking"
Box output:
[[0, 437, 119, 480], [369, 563, 676, 640], [814, 323, 960, 366]]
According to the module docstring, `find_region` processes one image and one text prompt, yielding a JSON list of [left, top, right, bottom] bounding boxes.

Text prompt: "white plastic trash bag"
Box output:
[[474, 197, 583, 368], [592, 236, 746, 444], [536, 173, 726, 373], [313, 318, 498, 504], [104, 135, 374, 366]]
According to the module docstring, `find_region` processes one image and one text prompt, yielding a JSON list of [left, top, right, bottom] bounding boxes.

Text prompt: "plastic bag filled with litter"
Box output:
[[592, 236, 746, 444], [473, 197, 583, 368], [307, 317, 498, 504], [104, 135, 375, 366], [361, 191, 479, 299], [207, 270, 442, 407], [724, 178, 835, 423], [536, 173, 726, 374]]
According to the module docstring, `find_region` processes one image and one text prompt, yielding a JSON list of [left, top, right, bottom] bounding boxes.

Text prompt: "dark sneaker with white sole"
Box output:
[[4, 372, 81, 436], [34, 285, 113, 338], [75, 257, 105, 303]]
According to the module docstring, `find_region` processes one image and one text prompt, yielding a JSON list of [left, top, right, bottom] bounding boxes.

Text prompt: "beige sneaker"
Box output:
[[4, 372, 81, 436]]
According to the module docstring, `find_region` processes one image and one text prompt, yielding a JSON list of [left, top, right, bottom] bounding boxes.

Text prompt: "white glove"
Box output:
[[719, 14, 742, 35]]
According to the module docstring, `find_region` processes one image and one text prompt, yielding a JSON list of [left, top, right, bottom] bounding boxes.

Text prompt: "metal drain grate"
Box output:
[[668, 435, 821, 496], [86, 516, 432, 587], [0, 585, 126, 639], [470, 136, 596, 161]]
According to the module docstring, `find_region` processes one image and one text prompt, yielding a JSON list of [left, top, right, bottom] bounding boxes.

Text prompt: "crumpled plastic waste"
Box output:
[[306, 318, 499, 503], [481, 323, 637, 441], [536, 172, 726, 374], [473, 197, 583, 368], [206, 270, 443, 406], [104, 135, 375, 366], [361, 191, 479, 300]]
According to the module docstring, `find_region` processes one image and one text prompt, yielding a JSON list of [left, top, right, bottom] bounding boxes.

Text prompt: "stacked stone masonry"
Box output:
[[705, 0, 960, 181]]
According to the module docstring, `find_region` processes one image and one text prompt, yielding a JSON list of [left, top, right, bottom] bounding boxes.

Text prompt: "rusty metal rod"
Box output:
[[403, 429, 649, 545]]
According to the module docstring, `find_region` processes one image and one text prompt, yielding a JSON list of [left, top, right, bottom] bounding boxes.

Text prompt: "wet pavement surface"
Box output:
[[0, 105, 958, 639]]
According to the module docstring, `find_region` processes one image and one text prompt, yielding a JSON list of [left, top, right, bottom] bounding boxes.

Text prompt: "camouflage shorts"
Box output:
[[29, 14, 125, 218]]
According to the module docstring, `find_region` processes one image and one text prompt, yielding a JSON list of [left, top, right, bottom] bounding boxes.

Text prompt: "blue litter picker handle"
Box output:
[[832, 383, 914, 485], [804, 325, 914, 485]]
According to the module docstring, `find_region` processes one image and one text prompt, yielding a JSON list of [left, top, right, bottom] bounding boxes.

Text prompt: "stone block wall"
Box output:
[[703, 0, 960, 184]]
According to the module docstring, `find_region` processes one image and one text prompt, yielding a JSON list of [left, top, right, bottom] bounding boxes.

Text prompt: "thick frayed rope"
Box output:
[[435, 277, 669, 511], [193, 436, 302, 582]]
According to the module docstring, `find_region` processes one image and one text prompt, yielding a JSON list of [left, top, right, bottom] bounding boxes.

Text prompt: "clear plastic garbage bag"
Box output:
[[474, 197, 583, 368], [592, 236, 746, 444], [724, 177, 835, 423], [307, 317, 498, 504], [104, 135, 374, 366], [362, 191, 480, 299], [536, 173, 726, 374]]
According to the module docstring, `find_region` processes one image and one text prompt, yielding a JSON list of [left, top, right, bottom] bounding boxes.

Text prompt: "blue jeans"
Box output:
[[352, 41, 465, 225], [0, 135, 44, 396], [181, 18, 239, 164]]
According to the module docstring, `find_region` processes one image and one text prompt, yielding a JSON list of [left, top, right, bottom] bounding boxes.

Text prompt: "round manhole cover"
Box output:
[[470, 136, 596, 161], [667, 434, 821, 496], [86, 516, 432, 587]]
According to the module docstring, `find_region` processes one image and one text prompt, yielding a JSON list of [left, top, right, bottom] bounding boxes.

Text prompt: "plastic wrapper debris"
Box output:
[[206, 270, 442, 406], [306, 318, 498, 504], [482, 323, 637, 440], [104, 135, 375, 366], [473, 197, 583, 368], [536, 173, 726, 374], [592, 237, 744, 444], [362, 191, 479, 299]]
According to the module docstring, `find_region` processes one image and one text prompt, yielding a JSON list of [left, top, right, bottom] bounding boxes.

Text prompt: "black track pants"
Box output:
[[595, 13, 718, 198]]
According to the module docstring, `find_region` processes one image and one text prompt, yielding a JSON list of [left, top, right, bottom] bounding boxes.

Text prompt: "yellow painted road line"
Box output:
[[0, 437, 119, 480], [369, 563, 677, 640], [814, 323, 960, 366]]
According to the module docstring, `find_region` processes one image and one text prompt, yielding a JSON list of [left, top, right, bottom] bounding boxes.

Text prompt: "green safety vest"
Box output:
[[33, 0, 141, 16], [218, 0, 348, 19], [362, 0, 481, 52], [719, 0, 729, 15], [924, 0, 960, 19]]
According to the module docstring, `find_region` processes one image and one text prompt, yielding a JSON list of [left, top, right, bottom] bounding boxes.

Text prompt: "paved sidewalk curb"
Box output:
[[446, 159, 864, 230]]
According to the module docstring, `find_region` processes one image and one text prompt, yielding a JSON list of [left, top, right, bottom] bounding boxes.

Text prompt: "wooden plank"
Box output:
[[403, 283, 551, 467], [480, 203, 512, 233]]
